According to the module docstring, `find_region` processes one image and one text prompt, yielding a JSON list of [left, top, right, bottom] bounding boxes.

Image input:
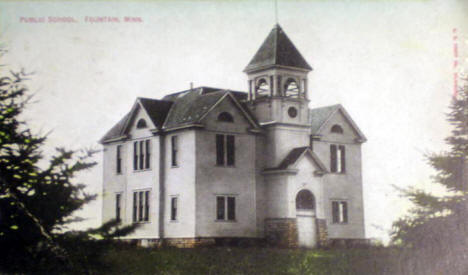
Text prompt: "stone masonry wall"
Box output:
[[316, 218, 328, 248], [265, 218, 298, 248]]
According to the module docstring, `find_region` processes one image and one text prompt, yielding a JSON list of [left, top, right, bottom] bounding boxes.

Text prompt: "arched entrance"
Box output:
[[296, 189, 317, 248]]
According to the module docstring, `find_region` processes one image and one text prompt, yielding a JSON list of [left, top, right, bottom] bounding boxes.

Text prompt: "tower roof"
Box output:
[[244, 24, 312, 72]]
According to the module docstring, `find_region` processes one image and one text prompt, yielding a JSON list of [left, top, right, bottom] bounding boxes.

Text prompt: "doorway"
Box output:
[[296, 189, 317, 248]]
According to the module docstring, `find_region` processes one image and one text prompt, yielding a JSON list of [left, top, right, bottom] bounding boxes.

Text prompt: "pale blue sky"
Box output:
[[1, 0, 467, 243]]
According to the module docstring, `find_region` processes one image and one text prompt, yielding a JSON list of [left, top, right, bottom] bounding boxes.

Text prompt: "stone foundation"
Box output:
[[265, 218, 298, 248], [164, 238, 216, 248], [129, 237, 261, 248], [316, 218, 328, 248], [328, 238, 370, 248]]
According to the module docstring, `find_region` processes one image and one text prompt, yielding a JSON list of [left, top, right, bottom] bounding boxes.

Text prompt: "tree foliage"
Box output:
[[391, 80, 468, 274], [0, 69, 136, 273]]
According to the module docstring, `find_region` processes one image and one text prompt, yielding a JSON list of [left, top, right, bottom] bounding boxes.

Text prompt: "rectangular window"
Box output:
[[171, 136, 178, 167], [332, 201, 348, 224], [216, 196, 225, 220], [226, 135, 235, 166], [133, 192, 137, 222], [116, 145, 122, 174], [133, 190, 151, 223], [330, 144, 346, 173], [144, 191, 149, 221], [116, 193, 121, 222], [339, 145, 346, 173], [216, 134, 224, 165], [133, 140, 151, 171], [216, 134, 235, 166], [133, 142, 138, 170], [227, 197, 236, 220], [171, 197, 178, 221], [138, 191, 144, 221], [139, 141, 144, 170], [216, 196, 236, 221], [145, 140, 151, 169]]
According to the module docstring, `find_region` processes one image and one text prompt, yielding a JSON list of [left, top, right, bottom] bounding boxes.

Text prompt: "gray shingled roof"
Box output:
[[309, 104, 341, 134], [277, 147, 310, 169], [139, 98, 173, 128], [100, 112, 132, 143], [267, 146, 327, 172], [244, 24, 312, 72], [100, 87, 252, 143]]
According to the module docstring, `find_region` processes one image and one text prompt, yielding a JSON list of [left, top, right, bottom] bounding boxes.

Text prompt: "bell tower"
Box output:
[[244, 24, 312, 126]]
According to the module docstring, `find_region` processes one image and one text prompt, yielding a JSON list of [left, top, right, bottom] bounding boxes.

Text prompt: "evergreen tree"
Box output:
[[0, 70, 135, 273], [392, 80, 468, 274]]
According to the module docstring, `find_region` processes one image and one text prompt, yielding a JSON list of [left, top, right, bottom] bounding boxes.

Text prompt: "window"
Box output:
[[115, 193, 121, 222], [332, 201, 348, 224], [288, 107, 298, 118], [296, 190, 315, 210], [171, 136, 178, 167], [136, 118, 147, 129], [216, 196, 236, 221], [116, 145, 122, 174], [133, 190, 150, 222], [170, 197, 178, 221], [133, 140, 151, 171], [218, 112, 234, 122], [331, 124, 344, 134], [255, 78, 270, 97], [216, 134, 235, 166], [284, 78, 300, 98], [145, 140, 150, 169], [330, 144, 346, 173]]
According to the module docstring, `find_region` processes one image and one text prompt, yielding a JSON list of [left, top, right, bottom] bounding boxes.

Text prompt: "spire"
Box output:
[[244, 24, 312, 72]]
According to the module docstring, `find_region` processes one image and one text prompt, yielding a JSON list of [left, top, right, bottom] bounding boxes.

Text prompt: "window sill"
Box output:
[[170, 220, 178, 223], [215, 219, 237, 223], [331, 222, 348, 225], [133, 221, 151, 224], [215, 165, 236, 168], [171, 165, 179, 168], [133, 169, 152, 173]]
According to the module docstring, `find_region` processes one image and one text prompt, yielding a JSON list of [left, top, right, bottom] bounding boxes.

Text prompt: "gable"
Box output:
[[128, 105, 156, 139], [309, 105, 366, 143], [200, 94, 258, 133], [316, 108, 366, 143], [100, 98, 172, 144], [264, 147, 327, 176]]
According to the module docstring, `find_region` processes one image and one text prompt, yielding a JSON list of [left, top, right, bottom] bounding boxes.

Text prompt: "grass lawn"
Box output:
[[97, 246, 403, 275]]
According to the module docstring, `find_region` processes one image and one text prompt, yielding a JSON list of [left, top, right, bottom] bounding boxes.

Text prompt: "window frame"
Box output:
[[133, 139, 151, 171], [217, 112, 234, 123], [115, 193, 122, 222], [331, 124, 344, 134], [215, 134, 235, 167], [132, 189, 151, 223], [330, 144, 346, 173], [136, 118, 147, 129], [170, 196, 178, 221], [116, 145, 122, 174], [331, 200, 348, 224], [171, 136, 178, 167], [216, 195, 236, 222]]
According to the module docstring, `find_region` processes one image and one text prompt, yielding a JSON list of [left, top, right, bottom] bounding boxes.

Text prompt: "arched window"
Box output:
[[296, 190, 315, 210], [218, 112, 234, 123], [331, 125, 343, 134], [284, 78, 300, 98], [255, 78, 270, 97], [136, 119, 147, 129]]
